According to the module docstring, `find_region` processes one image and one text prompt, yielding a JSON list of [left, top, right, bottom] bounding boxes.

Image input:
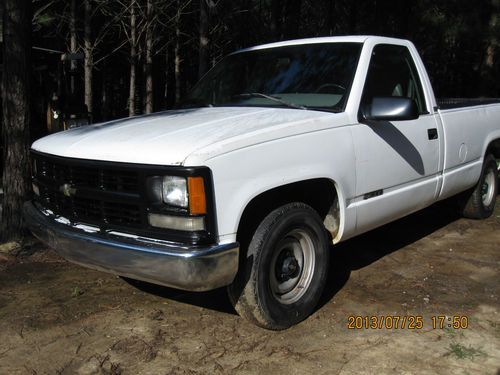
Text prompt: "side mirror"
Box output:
[[360, 96, 419, 122]]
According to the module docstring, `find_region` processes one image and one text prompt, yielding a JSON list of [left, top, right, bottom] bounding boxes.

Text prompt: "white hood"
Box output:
[[32, 107, 339, 165]]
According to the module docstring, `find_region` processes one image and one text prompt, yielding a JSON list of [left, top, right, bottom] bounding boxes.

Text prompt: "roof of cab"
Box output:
[[234, 35, 409, 54]]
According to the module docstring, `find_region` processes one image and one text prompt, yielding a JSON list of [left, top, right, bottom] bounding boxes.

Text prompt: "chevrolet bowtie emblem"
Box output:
[[60, 183, 77, 197]]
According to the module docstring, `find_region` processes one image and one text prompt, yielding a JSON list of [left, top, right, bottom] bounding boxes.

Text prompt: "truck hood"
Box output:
[[32, 107, 338, 165]]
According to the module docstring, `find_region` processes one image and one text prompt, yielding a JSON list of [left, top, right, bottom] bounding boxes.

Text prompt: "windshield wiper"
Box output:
[[308, 107, 343, 113], [233, 93, 306, 110]]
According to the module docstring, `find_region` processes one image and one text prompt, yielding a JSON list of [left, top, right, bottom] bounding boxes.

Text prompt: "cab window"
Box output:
[[361, 44, 427, 114]]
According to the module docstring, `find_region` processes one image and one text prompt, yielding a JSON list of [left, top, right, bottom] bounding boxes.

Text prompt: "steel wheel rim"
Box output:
[[482, 168, 496, 207], [269, 228, 316, 305]]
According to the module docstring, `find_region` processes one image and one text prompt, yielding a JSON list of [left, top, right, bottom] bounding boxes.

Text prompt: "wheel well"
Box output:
[[236, 179, 339, 247], [486, 139, 500, 160]]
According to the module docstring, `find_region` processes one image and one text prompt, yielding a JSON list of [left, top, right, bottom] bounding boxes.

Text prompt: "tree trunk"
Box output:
[[69, 0, 77, 94], [479, 2, 497, 96], [164, 46, 169, 106], [284, 0, 301, 39], [1, 0, 32, 242], [270, 0, 283, 40], [198, 0, 209, 79], [84, 0, 93, 120], [129, 0, 137, 117], [348, 1, 357, 34], [165, 44, 174, 108], [174, 3, 182, 103], [144, 0, 154, 114], [101, 67, 108, 121]]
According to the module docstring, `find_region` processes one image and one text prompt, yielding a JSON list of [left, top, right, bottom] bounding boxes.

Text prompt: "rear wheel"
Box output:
[[228, 202, 329, 330], [462, 154, 498, 219]]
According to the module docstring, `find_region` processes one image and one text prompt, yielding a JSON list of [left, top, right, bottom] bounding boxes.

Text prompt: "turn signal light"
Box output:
[[188, 177, 206, 215]]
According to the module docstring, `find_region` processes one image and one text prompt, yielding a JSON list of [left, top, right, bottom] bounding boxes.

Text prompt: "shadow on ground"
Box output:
[[318, 200, 461, 308], [125, 200, 462, 315], [123, 278, 236, 315]]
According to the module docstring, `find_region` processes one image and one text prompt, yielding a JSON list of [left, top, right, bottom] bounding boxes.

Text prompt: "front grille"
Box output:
[[33, 153, 144, 230], [38, 156, 140, 192], [31, 151, 216, 245]]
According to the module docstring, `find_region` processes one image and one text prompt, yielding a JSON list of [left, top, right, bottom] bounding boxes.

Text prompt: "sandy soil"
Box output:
[[0, 200, 499, 375]]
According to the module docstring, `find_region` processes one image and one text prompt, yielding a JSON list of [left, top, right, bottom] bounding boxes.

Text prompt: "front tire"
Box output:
[[462, 154, 498, 219], [228, 202, 329, 330]]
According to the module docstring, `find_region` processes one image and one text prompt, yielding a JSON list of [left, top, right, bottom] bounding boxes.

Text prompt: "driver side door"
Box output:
[[352, 44, 441, 234]]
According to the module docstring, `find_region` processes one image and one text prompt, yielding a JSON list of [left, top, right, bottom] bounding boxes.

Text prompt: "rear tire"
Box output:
[[228, 202, 329, 330], [462, 154, 498, 219]]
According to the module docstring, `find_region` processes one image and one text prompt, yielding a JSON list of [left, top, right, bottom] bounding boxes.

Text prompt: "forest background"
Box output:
[[1, 0, 500, 240]]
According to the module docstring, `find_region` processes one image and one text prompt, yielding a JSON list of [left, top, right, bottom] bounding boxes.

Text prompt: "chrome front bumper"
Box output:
[[23, 201, 239, 291]]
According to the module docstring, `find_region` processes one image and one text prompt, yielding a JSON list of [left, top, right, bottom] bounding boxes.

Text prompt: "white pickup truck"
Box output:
[[25, 36, 500, 329]]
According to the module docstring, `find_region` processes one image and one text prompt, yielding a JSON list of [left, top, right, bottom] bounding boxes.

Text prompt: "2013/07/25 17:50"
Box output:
[[347, 315, 469, 330]]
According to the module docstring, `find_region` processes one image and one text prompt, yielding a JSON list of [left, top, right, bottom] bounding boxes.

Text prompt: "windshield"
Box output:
[[182, 42, 362, 112]]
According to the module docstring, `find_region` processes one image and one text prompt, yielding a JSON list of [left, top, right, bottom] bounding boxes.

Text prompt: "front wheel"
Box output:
[[461, 154, 498, 219], [228, 202, 329, 330]]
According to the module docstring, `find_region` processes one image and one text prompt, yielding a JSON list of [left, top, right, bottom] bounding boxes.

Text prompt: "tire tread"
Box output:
[[228, 202, 328, 330]]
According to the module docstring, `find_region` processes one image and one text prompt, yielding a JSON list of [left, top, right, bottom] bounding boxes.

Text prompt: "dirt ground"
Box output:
[[0, 199, 499, 375]]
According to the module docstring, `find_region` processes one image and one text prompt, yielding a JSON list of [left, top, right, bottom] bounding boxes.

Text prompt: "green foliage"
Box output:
[[71, 286, 84, 297], [446, 342, 486, 360]]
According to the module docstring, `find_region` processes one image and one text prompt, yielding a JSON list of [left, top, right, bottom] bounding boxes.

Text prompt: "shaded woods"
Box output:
[[20, 0, 500, 123], [1, 0, 31, 242], [1, 0, 500, 241]]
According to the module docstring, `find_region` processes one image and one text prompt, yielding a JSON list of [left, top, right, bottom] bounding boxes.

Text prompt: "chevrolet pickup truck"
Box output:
[[24, 36, 500, 329]]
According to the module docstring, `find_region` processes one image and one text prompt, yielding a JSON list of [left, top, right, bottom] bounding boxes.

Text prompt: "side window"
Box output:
[[361, 44, 427, 114]]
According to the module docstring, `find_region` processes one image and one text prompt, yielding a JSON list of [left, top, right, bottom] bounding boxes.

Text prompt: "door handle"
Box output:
[[427, 128, 438, 140]]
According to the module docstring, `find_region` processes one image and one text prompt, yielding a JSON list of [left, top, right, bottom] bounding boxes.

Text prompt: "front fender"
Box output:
[[202, 126, 357, 243]]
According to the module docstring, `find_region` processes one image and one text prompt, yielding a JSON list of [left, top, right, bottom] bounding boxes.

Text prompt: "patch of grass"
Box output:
[[71, 286, 84, 298], [469, 316, 479, 324], [443, 327, 464, 338], [446, 342, 486, 360]]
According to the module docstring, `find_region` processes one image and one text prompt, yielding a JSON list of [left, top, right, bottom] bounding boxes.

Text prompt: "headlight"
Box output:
[[146, 175, 207, 215], [162, 176, 188, 207], [145, 168, 213, 240]]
